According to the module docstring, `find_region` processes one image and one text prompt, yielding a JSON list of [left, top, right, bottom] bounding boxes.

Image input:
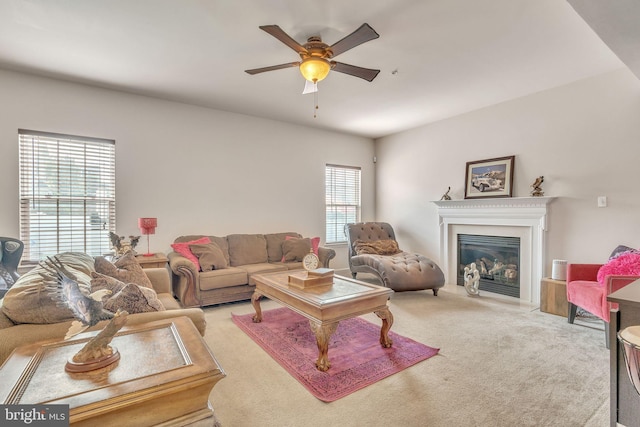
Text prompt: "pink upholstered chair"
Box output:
[[566, 263, 639, 348]]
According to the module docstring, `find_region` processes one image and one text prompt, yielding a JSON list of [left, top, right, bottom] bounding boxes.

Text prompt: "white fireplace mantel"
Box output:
[[433, 197, 555, 305]]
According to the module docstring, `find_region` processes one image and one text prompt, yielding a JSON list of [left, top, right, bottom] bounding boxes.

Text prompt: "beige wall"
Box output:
[[0, 69, 375, 269], [4, 66, 640, 276], [375, 68, 640, 276]]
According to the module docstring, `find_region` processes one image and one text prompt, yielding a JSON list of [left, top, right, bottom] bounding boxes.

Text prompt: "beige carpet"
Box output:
[[203, 283, 609, 427]]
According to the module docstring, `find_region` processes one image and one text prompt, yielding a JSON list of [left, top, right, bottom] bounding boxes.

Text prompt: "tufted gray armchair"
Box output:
[[344, 222, 445, 294], [0, 237, 24, 292]]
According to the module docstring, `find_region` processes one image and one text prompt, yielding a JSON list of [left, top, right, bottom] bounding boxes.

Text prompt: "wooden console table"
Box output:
[[0, 316, 225, 426]]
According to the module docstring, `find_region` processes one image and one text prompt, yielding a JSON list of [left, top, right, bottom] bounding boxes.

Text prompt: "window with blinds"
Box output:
[[325, 164, 361, 244], [18, 129, 116, 262]]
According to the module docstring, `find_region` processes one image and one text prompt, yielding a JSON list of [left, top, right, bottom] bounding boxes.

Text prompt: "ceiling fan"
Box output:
[[245, 23, 381, 85]]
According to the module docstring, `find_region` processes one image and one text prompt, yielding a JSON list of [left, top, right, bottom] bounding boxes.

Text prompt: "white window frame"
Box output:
[[325, 164, 361, 244], [18, 129, 116, 262]]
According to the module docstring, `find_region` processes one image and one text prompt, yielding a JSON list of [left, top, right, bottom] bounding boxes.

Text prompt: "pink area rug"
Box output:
[[232, 307, 439, 402]]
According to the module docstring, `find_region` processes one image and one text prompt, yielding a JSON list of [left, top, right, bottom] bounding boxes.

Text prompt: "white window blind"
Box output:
[[325, 164, 361, 244], [19, 129, 116, 262]]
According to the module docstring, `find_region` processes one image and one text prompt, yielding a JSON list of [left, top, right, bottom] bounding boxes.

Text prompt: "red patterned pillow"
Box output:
[[171, 237, 211, 271]]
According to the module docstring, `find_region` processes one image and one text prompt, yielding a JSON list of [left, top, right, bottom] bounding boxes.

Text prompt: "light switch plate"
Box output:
[[597, 196, 607, 208]]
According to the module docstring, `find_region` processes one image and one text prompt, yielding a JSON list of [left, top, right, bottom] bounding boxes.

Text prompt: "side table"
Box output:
[[0, 316, 225, 426], [135, 252, 168, 269], [540, 277, 568, 317]]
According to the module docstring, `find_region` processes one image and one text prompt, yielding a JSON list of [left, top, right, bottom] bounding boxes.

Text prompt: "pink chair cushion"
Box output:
[[566, 279, 609, 321]]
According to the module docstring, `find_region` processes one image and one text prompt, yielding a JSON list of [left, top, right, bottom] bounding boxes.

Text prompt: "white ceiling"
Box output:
[[0, 0, 627, 139]]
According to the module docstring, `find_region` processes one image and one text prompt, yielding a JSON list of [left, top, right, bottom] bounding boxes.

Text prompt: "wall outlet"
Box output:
[[597, 196, 607, 208]]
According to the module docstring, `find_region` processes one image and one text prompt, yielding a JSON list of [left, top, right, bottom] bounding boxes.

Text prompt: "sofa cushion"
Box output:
[[170, 236, 211, 272], [103, 282, 165, 314], [189, 242, 228, 271], [227, 234, 268, 266], [174, 235, 230, 265], [272, 261, 304, 270], [239, 263, 289, 285], [90, 272, 165, 312], [282, 237, 312, 262], [609, 245, 640, 260], [2, 252, 95, 324], [265, 232, 301, 263], [354, 239, 401, 255], [94, 252, 154, 289], [199, 267, 249, 291]]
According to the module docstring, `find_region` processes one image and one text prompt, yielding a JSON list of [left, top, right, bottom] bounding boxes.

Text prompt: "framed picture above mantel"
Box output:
[[464, 155, 514, 199]]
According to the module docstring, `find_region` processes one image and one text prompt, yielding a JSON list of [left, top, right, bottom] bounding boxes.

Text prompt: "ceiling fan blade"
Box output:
[[259, 25, 308, 54], [331, 62, 380, 82], [329, 23, 379, 58], [245, 62, 300, 75]]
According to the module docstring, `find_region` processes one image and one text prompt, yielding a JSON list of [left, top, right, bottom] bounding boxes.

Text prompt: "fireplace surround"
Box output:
[[433, 197, 554, 305]]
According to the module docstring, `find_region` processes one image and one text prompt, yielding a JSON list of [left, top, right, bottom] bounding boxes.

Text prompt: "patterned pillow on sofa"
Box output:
[[1, 252, 94, 324], [94, 251, 153, 289]]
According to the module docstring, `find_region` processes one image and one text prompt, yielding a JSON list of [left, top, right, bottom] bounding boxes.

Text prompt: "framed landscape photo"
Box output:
[[464, 155, 515, 199]]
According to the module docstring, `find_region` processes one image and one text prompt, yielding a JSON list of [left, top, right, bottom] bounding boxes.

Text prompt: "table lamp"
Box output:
[[138, 217, 157, 257]]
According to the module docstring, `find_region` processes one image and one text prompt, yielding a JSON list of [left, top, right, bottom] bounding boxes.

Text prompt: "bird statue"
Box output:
[[530, 176, 544, 197], [109, 231, 140, 256], [39, 256, 114, 339]]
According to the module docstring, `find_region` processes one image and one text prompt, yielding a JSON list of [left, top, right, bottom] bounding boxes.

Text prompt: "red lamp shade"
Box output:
[[138, 217, 157, 235], [138, 217, 157, 256]]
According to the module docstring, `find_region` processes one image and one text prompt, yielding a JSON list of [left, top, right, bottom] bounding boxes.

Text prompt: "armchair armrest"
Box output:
[[318, 246, 336, 268], [167, 252, 201, 307], [567, 263, 603, 283]]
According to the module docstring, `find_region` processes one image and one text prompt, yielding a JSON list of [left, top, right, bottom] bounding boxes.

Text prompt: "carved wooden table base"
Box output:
[[251, 289, 394, 372]]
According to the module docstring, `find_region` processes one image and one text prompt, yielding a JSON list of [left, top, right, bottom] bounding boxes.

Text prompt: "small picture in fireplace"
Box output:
[[464, 155, 515, 199]]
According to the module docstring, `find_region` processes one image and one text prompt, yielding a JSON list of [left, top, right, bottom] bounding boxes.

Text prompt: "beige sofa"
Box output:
[[169, 232, 336, 307], [0, 266, 206, 365]]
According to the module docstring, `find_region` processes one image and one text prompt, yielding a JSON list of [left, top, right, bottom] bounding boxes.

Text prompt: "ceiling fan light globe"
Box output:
[[299, 58, 330, 83]]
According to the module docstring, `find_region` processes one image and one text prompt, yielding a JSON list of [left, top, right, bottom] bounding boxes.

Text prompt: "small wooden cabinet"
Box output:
[[135, 253, 168, 269], [540, 277, 568, 317]]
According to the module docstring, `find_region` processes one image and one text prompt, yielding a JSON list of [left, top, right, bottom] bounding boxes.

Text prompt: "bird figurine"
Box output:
[[440, 186, 452, 201], [39, 256, 114, 339], [530, 176, 544, 197]]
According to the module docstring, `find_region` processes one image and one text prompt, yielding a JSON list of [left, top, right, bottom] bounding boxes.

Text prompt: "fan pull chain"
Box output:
[[314, 82, 319, 118]]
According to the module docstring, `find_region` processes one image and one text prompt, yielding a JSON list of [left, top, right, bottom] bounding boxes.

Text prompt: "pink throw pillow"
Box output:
[[171, 237, 211, 271], [597, 252, 640, 284]]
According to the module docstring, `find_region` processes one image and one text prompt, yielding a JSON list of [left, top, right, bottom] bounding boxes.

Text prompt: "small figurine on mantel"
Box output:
[[440, 187, 452, 201], [530, 176, 544, 197]]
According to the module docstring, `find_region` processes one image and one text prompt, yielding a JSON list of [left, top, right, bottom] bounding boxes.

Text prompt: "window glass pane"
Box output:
[[19, 130, 116, 261], [325, 165, 361, 244]]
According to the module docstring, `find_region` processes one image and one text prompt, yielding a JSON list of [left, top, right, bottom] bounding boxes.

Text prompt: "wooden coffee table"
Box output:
[[0, 316, 225, 426], [251, 271, 394, 372]]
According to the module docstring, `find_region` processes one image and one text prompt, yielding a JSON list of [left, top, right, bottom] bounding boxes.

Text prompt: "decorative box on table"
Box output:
[[288, 268, 334, 289]]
